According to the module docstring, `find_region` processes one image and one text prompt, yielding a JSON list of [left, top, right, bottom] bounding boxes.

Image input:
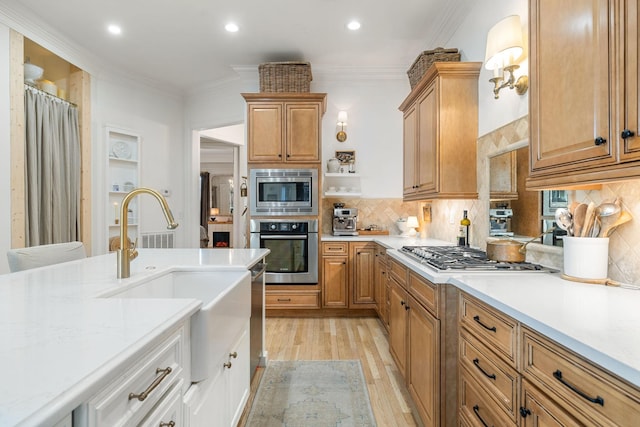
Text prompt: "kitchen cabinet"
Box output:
[[527, 0, 640, 189], [387, 258, 446, 427], [321, 242, 349, 308], [73, 324, 187, 427], [398, 62, 481, 200], [106, 126, 140, 251], [242, 93, 327, 164], [320, 241, 376, 309], [184, 320, 250, 427], [374, 244, 389, 330]]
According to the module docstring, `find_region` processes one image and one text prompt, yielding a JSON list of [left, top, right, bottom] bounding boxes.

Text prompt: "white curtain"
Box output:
[[24, 86, 81, 246]]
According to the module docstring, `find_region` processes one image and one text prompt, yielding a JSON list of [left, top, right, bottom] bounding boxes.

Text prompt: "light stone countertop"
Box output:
[[324, 234, 640, 389], [0, 248, 268, 427]]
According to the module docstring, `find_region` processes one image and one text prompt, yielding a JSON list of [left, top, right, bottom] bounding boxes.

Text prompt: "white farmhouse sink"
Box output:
[[103, 270, 251, 382]]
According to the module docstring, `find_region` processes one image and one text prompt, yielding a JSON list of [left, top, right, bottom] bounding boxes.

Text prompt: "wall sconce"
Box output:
[[336, 111, 348, 142], [210, 207, 219, 221], [484, 15, 528, 99]]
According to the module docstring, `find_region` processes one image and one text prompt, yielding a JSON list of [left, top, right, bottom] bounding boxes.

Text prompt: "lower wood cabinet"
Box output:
[[458, 291, 640, 427], [374, 244, 389, 330], [389, 275, 409, 377], [321, 241, 376, 309]]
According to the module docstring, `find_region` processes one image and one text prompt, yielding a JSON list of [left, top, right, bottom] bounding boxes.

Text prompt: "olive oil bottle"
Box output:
[[459, 210, 470, 247]]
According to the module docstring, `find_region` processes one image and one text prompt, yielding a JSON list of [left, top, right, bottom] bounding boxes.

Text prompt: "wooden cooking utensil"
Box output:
[[581, 202, 596, 237], [569, 201, 580, 216], [572, 203, 587, 237], [600, 210, 633, 237]]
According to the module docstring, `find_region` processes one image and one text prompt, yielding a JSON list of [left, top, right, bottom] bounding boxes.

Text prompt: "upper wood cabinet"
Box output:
[[527, 0, 640, 189], [399, 62, 481, 200], [242, 93, 326, 164]]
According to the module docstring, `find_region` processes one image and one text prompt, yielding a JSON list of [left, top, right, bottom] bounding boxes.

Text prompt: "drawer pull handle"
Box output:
[[472, 405, 493, 427], [277, 298, 291, 302], [473, 358, 496, 380], [473, 315, 497, 332], [553, 370, 604, 406], [128, 367, 172, 401], [159, 422, 175, 427]]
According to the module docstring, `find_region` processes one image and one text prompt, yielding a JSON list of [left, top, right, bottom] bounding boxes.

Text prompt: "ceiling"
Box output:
[[6, 0, 474, 93]]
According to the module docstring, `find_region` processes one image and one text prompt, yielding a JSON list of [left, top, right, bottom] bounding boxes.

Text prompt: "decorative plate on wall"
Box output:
[[111, 141, 131, 159]]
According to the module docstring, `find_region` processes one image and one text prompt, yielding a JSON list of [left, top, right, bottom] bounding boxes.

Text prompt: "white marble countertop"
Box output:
[[0, 248, 269, 427], [323, 234, 640, 388]]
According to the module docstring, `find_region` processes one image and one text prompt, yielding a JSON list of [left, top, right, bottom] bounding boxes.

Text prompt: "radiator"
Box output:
[[141, 231, 175, 248]]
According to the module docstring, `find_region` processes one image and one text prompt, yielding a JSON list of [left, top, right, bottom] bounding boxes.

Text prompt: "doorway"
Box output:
[[198, 124, 245, 248]]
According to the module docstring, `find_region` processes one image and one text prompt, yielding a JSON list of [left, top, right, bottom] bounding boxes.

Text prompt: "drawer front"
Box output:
[[522, 328, 640, 426], [88, 328, 185, 427], [375, 245, 387, 264], [460, 295, 518, 367], [266, 291, 320, 308], [408, 271, 438, 317], [388, 257, 408, 287], [138, 379, 183, 427], [322, 242, 348, 255], [459, 367, 516, 427], [459, 329, 519, 422]]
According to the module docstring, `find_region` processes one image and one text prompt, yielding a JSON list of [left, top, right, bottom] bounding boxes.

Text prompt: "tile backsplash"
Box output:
[[321, 198, 423, 235]]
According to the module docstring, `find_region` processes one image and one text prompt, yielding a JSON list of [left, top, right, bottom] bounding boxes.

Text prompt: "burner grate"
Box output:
[[399, 246, 554, 272]]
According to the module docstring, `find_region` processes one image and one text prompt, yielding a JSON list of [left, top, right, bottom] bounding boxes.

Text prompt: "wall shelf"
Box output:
[[323, 172, 361, 197]]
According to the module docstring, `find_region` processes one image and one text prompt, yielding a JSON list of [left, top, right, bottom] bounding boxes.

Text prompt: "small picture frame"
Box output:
[[335, 150, 355, 164]]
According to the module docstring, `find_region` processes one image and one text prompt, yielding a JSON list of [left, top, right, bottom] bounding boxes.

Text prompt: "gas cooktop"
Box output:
[[399, 246, 557, 272]]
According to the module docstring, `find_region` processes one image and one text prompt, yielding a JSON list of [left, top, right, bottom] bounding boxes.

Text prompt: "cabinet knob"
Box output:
[[286, 154, 290, 158], [278, 154, 282, 158], [223, 361, 232, 369], [594, 136, 607, 146], [519, 407, 531, 418], [621, 129, 636, 139], [400, 300, 405, 306], [229, 351, 238, 359]]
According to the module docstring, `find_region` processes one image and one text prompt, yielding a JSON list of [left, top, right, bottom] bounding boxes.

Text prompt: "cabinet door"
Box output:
[[529, 0, 614, 173], [322, 256, 349, 308], [621, 0, 640, 160], [228, 326, 250, 427], [374, 252, 387, 322], [247, 103, 283, 162], [286, 103, 320, 162], [389, 278, 408, 377], [521, 380, 583, 427], [416, 81, 438, 195], [408, 296, 440, 427], [351, 242, 375, 306], [403, 104, 418, 196]]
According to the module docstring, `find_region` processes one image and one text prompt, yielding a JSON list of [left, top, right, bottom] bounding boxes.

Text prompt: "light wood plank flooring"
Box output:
[[239, 317, 420, 426]]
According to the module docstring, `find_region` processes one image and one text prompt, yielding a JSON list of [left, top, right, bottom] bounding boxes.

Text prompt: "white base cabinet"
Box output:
[[184, 320, 250, 427]]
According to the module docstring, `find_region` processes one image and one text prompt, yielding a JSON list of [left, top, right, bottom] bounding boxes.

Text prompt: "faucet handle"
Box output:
[[129, 238, 139, 261]]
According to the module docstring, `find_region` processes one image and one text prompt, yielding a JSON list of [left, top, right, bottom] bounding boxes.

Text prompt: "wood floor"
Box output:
[[239, 316, 420, 426]]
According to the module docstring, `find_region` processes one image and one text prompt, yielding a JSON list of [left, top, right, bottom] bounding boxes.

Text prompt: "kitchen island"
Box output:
[[0, 248, 268, 427]]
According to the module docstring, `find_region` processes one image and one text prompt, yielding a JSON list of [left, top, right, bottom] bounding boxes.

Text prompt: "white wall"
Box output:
[[446, 0, 529, 136], [0, 24, 11, 273]]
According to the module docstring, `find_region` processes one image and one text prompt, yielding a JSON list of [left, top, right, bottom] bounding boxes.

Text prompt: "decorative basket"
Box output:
[[407, 48, 461, 89], [259, 61, 312, 92]]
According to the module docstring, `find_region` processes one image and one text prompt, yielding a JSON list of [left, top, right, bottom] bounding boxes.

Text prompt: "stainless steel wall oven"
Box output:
[[249, 219, 318, 284], [249, 168, 318, 216]]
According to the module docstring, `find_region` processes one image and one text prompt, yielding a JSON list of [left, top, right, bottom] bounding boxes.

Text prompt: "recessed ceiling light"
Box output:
[[347, 21, 361, 31], [107, 24, 122, 35], [225, 23, 239, 33]]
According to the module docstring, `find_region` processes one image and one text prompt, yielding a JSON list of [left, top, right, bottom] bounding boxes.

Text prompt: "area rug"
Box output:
[[246, 360, 377, 427]]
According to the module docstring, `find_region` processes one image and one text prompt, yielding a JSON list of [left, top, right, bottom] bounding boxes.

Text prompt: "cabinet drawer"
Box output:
[[388, 257, 408, 286], [408, 271, 438, 317], [459, 367, 516, 427], [322, 242, 348, 255], [459, 329, 519, 422], [459, 294, 518, 367], [522, 327, 640, 426], [138, 379, 183, 427], [266, 291, 320, 308], [82, 328, 185, 427]]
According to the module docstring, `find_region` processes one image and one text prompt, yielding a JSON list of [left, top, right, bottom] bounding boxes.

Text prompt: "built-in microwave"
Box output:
[[249, 168, 318, 216]]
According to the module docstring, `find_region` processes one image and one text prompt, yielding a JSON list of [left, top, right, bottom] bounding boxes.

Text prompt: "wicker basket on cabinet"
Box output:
[[259, 61, 312, 92], [407, 47, 461, 88]]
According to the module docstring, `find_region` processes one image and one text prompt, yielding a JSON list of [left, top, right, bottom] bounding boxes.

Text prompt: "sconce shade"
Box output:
[[210, 208, 219, 216], [485, 15, 524, 70], [337, 111, 348, 125]]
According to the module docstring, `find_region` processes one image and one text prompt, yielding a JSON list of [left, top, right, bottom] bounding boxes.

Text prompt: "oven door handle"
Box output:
[[261, 235, 308, 240]]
